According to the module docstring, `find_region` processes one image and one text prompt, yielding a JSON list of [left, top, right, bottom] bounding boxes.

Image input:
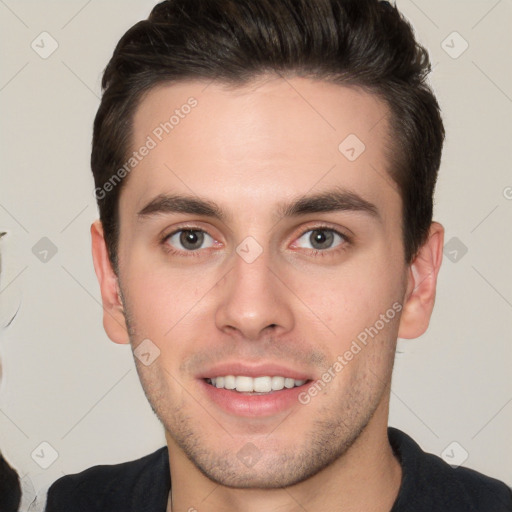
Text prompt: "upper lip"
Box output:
[[197, 362, 313, 381]]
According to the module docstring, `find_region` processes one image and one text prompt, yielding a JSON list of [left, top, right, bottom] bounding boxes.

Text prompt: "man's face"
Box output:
[[113, 77, 408, 487]]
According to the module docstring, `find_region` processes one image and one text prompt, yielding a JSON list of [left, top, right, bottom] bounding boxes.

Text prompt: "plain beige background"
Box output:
[[1, 0, 511, 505]]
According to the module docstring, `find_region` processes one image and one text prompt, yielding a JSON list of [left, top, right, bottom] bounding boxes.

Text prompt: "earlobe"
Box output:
[[90, 220, 130, 345], [398, 222, 444, 340]]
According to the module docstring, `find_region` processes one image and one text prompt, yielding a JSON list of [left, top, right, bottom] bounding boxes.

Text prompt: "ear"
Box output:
[[398, 222, 444, 339], [91, 220, 130, 344]]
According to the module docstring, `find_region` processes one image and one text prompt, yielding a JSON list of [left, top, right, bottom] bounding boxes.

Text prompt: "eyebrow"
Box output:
[[276, 188, 379, 220], [137, 188, 380, 223], [138, 195, 225, 220]]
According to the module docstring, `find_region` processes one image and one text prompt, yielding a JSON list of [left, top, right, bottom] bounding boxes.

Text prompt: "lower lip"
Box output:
[[199, 379, 310, 417]]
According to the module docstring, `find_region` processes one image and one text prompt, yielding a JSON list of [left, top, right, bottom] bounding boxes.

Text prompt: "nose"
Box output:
[[215, 247, 294, 341]]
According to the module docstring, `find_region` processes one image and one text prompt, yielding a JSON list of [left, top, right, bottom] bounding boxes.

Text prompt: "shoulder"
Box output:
[[389, 427, 512, 511], [0, 452, 21, 512], [45, 447, 170, 512]]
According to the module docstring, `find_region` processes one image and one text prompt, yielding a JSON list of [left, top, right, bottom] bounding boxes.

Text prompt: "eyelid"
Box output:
[[291, 224, 352, 245], [161, 222, 219, 242], [167, 229, 215, 246], [160, 224, 221, 255]]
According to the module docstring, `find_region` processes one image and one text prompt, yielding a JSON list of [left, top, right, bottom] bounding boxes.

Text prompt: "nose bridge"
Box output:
[[232, 243, 273, 297], [215, 240, 294, 340]]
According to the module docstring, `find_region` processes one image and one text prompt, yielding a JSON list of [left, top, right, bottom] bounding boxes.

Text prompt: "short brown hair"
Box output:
[[92, 0, 444, 270]]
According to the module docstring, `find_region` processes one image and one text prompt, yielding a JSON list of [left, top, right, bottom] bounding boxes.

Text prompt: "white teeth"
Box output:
[[253, 376, 272, 392], [208, 375, 307, 392], [224, 375, 236, 389], [284, 377, 295, 389], [235, 376, 253, 392], [271, 376, 285, 390]]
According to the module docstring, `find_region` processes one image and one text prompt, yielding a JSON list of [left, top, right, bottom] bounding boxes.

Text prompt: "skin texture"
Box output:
[[92, 76, 444, 511]]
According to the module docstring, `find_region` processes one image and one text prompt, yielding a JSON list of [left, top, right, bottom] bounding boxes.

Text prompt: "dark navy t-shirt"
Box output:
[[45, 427, 512, 511], [0, 452, 21, 512]]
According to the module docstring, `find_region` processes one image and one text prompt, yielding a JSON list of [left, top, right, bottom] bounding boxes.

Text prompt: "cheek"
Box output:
[[122, 268, 186, 336], [291, 254, 403, 335], [122, 257, 221, 345], [287, 271, 403, 386]]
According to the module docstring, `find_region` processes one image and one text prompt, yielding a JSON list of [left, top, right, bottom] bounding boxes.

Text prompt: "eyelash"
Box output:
[[160, 226, 210, 258], [296, 226, 351, 258], [160, 225, 352, 258]]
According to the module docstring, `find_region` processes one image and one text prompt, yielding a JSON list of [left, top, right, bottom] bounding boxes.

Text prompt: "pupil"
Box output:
[[310, 230, 333, 250], [180, 230, 203, 250]]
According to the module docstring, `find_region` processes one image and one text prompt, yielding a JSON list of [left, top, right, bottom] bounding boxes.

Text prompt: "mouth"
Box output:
[[199, 373, 313, 417], [204, 375, 310, 395]]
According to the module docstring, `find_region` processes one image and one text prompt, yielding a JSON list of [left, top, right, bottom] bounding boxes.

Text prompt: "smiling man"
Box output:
[[45, 0, 512, 511]]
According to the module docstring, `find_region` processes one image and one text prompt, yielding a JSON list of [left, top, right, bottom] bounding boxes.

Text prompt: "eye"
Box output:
[[165, 229, 215, 252], [294, 228, 347, 251]]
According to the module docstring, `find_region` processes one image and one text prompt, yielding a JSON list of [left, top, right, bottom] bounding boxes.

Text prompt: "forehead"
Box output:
[[122, 76, 397, 217]]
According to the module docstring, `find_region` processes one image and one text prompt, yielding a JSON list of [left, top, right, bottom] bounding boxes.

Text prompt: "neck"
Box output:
[[166, 398, 401, 512]]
